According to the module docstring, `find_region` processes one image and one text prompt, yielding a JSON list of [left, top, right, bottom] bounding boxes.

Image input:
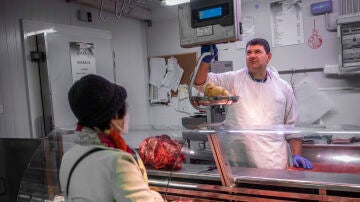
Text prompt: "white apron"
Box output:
[[211, 69, 291, 169]]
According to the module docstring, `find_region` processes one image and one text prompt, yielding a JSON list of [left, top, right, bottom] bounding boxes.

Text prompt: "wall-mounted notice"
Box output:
[[270, 0, 304, 47], [69, 42, 96, 82]]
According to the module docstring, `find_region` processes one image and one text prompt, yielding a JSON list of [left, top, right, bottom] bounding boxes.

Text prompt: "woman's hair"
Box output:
[[95, 103, 127, 130], [246, 38, 271, 54]]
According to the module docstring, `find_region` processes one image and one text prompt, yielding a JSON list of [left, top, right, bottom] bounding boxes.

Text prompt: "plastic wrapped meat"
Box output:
[[138, 135, 185, 170]]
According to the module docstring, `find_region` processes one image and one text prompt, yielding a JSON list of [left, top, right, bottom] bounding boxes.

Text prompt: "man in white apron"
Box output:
[[195, 38, 312, 169]]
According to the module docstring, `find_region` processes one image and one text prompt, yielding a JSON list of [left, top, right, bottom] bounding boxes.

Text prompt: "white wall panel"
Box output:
[[322, 90, 360, 125], [112, 23, 151, 128], [1, 1, 29, 137], [0, 0, 7, 137], [238, 0, 339, 71], [21, 0, 71, 23]]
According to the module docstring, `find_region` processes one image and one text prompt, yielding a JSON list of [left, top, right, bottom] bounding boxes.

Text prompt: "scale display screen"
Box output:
[[179, 0, 242, 48], [198, 6, 222, 20]]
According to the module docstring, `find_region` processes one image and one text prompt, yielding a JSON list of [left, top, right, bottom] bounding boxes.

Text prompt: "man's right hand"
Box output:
[[201, 45, 218, 63]]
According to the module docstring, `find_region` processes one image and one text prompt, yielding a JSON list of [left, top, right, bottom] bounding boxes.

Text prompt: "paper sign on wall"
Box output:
[[149, 57, 167, 87], [270, 0, 304, 47], [70, 42, 96, 82], [162, 57, 184, 92]]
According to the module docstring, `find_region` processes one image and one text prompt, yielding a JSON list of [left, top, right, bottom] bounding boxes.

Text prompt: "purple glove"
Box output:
[[292, 155, 313, 169], [201, 45, 218, 63]]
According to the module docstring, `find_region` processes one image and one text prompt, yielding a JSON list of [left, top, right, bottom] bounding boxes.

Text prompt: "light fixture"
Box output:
[[161, 0, 190, 6], [24, 28, 57, 38]]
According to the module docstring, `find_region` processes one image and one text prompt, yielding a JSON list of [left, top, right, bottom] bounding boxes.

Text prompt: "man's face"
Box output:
[[246, 44, 272, 74]]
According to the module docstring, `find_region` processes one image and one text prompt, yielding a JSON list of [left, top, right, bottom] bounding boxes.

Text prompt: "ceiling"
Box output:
[[142, 0, 162, 9]]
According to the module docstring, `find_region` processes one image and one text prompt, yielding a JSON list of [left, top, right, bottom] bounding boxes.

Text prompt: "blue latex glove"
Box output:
[[292, 155, 313, 169], [201, 45, 218, 63]]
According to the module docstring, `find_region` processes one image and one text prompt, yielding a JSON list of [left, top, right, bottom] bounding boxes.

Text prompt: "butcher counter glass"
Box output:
[[13, 125, 360, 202]]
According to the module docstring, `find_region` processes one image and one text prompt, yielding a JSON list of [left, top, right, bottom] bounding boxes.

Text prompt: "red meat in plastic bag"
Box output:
[[138, 135, 185, 170]]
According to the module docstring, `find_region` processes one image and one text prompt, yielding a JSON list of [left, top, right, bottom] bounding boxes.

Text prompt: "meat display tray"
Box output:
[[189, 96, 239, 107]]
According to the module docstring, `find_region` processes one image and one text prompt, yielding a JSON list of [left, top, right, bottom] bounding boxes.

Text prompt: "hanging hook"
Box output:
[[115, 0, 123, 18], [133, 0, 145, 4], [122, 0, 134, 16], [99, 0, 108, 21]]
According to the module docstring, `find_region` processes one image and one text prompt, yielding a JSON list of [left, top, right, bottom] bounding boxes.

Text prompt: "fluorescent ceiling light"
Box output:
[[161, 0, 190, 6]]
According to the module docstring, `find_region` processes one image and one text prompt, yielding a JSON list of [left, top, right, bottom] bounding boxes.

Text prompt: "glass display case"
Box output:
[[0, 138, 41, 202], [13, 125, 360, 202]]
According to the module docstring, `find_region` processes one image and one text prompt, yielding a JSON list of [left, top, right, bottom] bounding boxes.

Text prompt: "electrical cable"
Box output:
[[162, 137, 189, 201], [290, 70, 295, 90]]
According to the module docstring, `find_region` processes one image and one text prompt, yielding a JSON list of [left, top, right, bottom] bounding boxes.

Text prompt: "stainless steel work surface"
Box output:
[[148, 164, 360, 193], [147, 164, 220, 181], [233, 167, 360, 192]]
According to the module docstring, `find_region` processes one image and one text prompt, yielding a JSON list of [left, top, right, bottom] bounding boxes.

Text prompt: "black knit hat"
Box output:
[[68, 74, 127, 128]]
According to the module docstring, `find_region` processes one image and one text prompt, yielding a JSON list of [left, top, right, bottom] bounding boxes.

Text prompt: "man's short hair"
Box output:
[[246, 38, 271, 54]]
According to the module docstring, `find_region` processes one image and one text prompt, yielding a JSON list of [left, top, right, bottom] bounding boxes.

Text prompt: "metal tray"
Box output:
[[190, 96, 239, 107]]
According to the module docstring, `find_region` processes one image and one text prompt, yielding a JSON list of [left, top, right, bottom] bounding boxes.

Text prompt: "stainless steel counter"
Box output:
[[147, 164, 360, 192], [147, 164, 220, 183], [148, 164, 360, 201], [232, 167, 360, 192]]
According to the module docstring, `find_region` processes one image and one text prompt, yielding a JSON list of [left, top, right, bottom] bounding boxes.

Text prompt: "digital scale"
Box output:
[[178, 0, 242, 48]]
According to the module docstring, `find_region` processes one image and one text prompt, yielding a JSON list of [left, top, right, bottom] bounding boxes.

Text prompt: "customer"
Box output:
[[194, 38, 312, 170], [59, 74, 164, 201]]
